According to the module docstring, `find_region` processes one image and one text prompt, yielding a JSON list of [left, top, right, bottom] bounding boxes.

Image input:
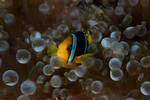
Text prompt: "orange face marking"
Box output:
[[57, 36, 72, 68]]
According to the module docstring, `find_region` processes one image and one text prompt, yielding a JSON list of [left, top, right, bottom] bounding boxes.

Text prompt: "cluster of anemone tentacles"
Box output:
[[0, 0, 150, 100]]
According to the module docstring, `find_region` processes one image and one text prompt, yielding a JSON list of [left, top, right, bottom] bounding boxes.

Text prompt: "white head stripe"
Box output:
[[68, 34, 77, 63]]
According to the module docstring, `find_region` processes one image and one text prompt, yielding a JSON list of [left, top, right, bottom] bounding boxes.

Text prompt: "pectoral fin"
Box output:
[[84, 53, 95, 57], [47, 45, 58, 56], [73, 53, 95, 63]]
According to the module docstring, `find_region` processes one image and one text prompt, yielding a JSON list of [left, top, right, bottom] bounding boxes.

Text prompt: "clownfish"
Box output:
[[47, 31, 94, 68]]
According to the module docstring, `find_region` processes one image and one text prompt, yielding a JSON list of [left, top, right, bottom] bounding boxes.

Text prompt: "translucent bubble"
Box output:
[[52, 89, 60, 98], [115, 5, 124, 15], [43, 55, 49, 62], [72, 20, 82, 30], [140, 81, 150, 95], [103, 48, 113, 59], [79, 79, 84, 87], [52, 30, 62, 39], [60, 88, 69, 99], [30, 31, 41, 41], [42, 34, 48, 41], [0, 40, 9, 52], [66, 96, 75, 100], [20, 80, 36, 96], [4, 13, 16, 24], [125, 98, 135, 100], [140, 0, 149, 7], [130, 43, 141, 55], [99, 21, 108, 29], [92, 59, 103, 71], [2, 70, 19, 86], [39, 3, 50, 14], [128, 0, 139, 6], [43, 64, 55, 76], [98, 95, 109, 100], [44, 27, 52, 36], [70, 9, 79, 19], [84, 78, 94, 86], [109, 25, 119, 33], [85, 0, 93, 3], [17, 95, 30, 100], [81, 56, 95, 69], [120, 41, 129, 55], [87, 20, 98, 26], [123, 26, 136, 39], [50, 56, 65, 69], [109, 58, 122, 69], [50, 75, 62, 88], [122, 14, 132, 27], [101, 37, 113, 48], [137, 72, 144, 82], [110, 68, 123, 81], [68, 70, 78, 82], [0, 58, 2, 66], [126, 60, 141, 75], [16, 49, 31, 64], [130, 55, 135, 60], [24, 38, 30, 44], [36, 61, 44, 68], [85, 85, 91, 92], [88, 44, 98, 54], [114, 52, 124, 61], [140, 56, 150, 68], [135, 25, 147, 37], [91, 81, 103, 94], [74, 65, 87, 77], [43, 82, 50, 93], [90, 26, 98, 32], [92, 31, 103, 42], [47, 40, 56, 46], [22, 31, 30, 39], [110, 31, 121, 41], [4, 0, 13, 8], [36, 75, 46, 84], [111, 41, 122, 54], [32, 38, 46, 52], [0, 30, 9, 40], [93, 97, 98, 100], [57, 24, 69, 34], [98, 26, 107, 35]]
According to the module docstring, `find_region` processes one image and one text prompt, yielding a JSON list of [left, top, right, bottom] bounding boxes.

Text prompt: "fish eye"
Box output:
[[67, 45, 72, 52]]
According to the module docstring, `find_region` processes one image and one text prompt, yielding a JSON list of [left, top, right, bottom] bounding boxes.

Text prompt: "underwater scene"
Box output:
[[0, 0, 150, 100]]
